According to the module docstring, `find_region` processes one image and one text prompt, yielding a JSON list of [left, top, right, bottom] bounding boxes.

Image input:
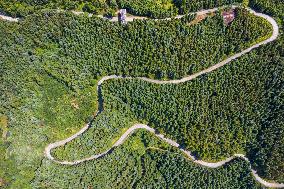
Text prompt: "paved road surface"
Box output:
[[1, 5, 283, 188]]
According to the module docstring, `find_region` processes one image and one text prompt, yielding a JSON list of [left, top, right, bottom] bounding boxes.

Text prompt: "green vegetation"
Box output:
[[175, 0, 243, 14], [0, 18, 96, 186], [0, 115, 8, 139], [51, 109, 137, 161], [103, 34, 284, 182], [33, 131, 262, 188], [0, 0, 111, 17], [0, 0, 245, 18], [47, 7, 273, 160], [2, 0, 282, 20], [0, 0, 283, 188], [118, 0, 178, 18], [121, 0, 245, 18], [137, 150, 260, 188], [249, 0, 284, 21], [29, 8, 272, 85]]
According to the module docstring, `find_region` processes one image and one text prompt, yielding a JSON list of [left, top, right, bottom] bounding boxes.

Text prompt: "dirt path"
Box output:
[[2, 6, 283, 188]]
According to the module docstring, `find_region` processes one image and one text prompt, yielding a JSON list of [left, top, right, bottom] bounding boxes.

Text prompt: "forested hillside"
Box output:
[[33, 131, 262, 188], [103, 34, 284, 182], [45, 8, 272, 161], [51, 109, 137, 161], [0, 0, 283, 188], [0, 0, 244, 18], [26, 8, 272, 88], [250, 0, 284, 21]]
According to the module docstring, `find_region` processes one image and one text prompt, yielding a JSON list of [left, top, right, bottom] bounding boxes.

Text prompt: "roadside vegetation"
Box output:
[[0, 0, 244, 18], [249, 0, 284, 22], [48, 8, 272, 161], [103, 33, 284, 182], [0, 0, 283, 188], [51, 109, 137, 161], [33, 131, 262, 188]]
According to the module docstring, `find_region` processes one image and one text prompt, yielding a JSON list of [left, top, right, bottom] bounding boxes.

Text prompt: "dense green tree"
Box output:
[[0, 0, 283, 187]]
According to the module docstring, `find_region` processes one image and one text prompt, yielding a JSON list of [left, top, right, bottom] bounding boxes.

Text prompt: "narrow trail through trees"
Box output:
[[1, 5, 283, 188]]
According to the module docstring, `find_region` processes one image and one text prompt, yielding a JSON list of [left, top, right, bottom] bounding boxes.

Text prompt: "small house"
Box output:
[[222, 10, 235, 25], [119, 9, 127, 24]]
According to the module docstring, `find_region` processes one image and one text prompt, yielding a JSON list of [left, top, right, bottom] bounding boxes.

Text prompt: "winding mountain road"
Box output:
[[0, 14, 18, 22], [1, 5, 283, 188]]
